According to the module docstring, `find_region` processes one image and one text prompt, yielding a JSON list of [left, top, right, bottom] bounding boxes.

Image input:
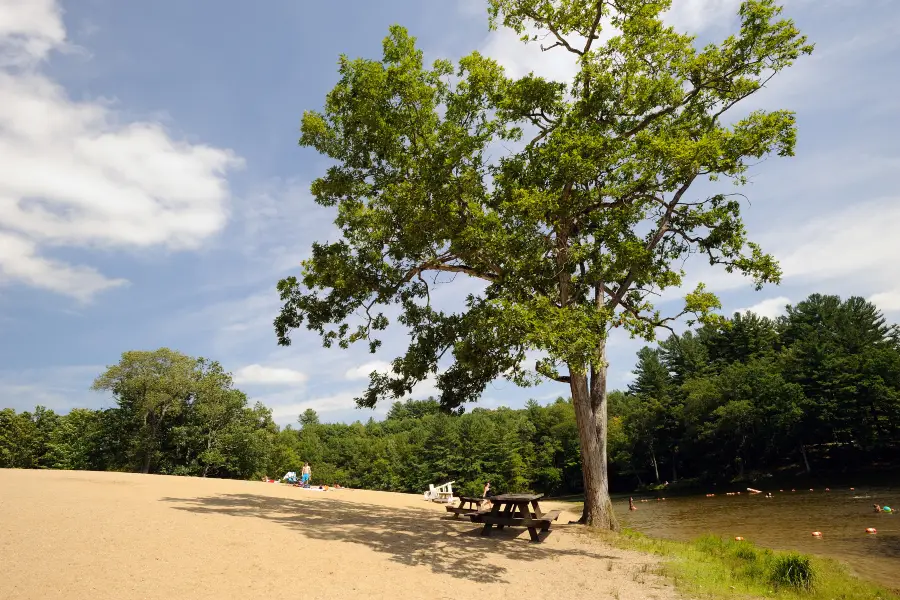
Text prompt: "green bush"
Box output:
[[769, 552, 815, 591]]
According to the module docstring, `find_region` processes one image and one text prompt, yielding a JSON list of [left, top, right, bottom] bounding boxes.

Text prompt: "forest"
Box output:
[[2, 293, 899, 497]]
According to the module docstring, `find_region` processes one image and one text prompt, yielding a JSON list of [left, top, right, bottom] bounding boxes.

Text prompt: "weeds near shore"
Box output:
[[582, 529, 899, 600]]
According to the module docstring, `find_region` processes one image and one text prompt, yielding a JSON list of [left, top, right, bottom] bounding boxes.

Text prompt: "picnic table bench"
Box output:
[[468, 493, 561, 542], [445, 496, 485, 518]]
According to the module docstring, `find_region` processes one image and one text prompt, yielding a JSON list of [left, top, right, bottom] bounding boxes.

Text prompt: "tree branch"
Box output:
[[536, 360, 571, 383], [583, 1, 605, 55], [606, 175, 697, 310], [526, 10, 584, 56]]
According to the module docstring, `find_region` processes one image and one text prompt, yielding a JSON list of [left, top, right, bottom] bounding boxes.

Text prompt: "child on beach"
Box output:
[[302, 463, 311, 486]]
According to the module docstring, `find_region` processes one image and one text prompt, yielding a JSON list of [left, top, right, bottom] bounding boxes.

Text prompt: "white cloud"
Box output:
[[0, 0, 66, 67], [0, 0, 242, 301], [734, 296, 791, 319], [267, 392, 360, 420], [233, 364, 307, 386], [869, 290, 900, 313], [663, 0, 741, 33], [230, 178, 339, 275], [0, 233, 126, 301], [774, 196, 900, 287], [344, 360, 392, 380], [468, 0, 744, 84]]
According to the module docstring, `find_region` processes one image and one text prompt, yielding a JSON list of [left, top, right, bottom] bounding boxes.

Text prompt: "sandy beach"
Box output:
[[0, 469, 679, 600]]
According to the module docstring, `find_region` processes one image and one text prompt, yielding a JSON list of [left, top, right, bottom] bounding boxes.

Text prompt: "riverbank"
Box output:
[[587, 529, 899, 600], [0, 469, 677, 600]]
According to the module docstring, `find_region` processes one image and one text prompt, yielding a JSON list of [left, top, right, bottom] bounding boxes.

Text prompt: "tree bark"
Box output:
[[570, 371, 618, 529], [800, 443, 812, 474], [650, 448, 660, 484]]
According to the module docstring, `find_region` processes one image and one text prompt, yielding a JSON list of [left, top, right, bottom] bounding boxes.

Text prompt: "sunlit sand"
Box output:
[[0, 469, 679, 600]]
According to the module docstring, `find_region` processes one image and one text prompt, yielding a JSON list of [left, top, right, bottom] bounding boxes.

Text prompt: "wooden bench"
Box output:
[[445, 496, 488, 518], [467, 494, 561, 542]]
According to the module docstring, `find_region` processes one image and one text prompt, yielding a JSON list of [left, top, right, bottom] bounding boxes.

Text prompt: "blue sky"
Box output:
[[1, 0, 898, 426]]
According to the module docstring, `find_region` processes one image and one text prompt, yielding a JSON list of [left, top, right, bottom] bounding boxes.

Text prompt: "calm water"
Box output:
[[617, 486, 900, 590]]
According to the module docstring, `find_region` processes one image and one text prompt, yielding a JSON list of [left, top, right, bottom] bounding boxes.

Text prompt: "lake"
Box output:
[[617, 486, 899, 590]]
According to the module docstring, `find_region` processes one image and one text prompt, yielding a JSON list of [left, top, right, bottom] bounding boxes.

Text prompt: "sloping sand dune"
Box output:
[[0, 470, 680, 600]]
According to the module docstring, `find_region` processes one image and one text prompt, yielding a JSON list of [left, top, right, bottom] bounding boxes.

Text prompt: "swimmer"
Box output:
[[629, 497, 637, 511], [874, 504, 882, 513]]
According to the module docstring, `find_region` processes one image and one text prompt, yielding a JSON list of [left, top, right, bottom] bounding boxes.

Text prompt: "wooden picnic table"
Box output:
[[445, 496, 484, 518], [469, 493, 560, 542]]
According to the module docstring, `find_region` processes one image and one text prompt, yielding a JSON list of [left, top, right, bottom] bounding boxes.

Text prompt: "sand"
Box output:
[[0, 469, 681, 600]]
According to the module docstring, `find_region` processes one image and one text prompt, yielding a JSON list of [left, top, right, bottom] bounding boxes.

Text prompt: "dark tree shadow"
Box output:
[[160, 492, 619, 583]]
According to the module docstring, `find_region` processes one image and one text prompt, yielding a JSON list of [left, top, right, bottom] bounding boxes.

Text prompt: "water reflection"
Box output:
[[617, 487, 899, 590]]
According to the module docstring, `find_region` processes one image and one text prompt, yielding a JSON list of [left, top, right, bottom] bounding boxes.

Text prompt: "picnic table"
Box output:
[[469, 493, 560, 542], [445, 496, 484, 518]]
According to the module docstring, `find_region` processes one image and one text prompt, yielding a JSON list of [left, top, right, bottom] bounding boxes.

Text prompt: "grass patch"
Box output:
[[584, 529, 898, 600]]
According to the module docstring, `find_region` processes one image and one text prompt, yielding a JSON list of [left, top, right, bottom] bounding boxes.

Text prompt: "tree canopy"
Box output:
[[274, 0, 812, 527]]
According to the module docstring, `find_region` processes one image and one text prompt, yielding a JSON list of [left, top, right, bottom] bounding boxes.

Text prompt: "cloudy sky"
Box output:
[[1, 0, 898, 425]]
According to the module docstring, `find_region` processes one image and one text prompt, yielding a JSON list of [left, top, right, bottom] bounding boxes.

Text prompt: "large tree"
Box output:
[[92, 348, 197, 473], [274, 0, 811, 527]]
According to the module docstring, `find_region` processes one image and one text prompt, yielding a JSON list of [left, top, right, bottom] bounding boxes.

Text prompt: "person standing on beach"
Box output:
[[480, 482, 492, 509], [301, 462, 311, 486]]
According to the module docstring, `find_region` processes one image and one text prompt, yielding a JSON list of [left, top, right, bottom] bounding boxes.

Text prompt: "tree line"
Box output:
[[3, 293, 898, 495], [612, 293, 900, 486]]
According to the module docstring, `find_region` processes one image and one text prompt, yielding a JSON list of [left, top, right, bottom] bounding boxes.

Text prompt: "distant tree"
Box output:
[[385, 398, 442, 421], [780, 294, 900, 453], [299, 408, 320, 429], [43, 408, 104, 471], [92, 349, 196, 474]]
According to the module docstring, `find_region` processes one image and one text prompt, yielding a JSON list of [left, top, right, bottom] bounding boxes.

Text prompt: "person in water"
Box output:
[[629, 497, 637, 511], [874, 504, 883, 513]]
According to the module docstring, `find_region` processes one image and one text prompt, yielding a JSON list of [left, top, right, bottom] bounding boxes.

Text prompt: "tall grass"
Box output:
[[584, 529, 898, 600]]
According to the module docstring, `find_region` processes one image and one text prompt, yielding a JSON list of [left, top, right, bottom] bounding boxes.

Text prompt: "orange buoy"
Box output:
[[866, 528, 877, 534], [811, 531, 822, 537], [734, 536, 745, 541]]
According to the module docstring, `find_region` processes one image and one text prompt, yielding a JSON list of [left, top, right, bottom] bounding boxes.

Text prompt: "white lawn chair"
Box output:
[[424, 481, 456, 504]]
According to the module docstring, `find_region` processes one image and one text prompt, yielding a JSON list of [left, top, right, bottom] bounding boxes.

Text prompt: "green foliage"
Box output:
[[275, 0, 811, 412], [1, 348, 278, 479], [770, 552, 815, 591], [612, 293, 900, 484], [4, 293, 899, 496], [598, 531, 897, 600]]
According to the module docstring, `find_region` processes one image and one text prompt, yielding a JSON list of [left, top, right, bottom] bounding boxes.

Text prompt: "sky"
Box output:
[[1, 0, 898, 426]]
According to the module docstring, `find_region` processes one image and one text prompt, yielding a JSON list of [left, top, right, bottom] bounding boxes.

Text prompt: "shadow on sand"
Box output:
[[160, 492, 619, 583]]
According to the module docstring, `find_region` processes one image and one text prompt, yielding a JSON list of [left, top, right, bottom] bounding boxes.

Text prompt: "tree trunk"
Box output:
[[570, 368, 619, 530], [650, 448, 660, 484], [141, 450, 152, 474], [800, 443, 812, 474], [671, 450, 677, 482]]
